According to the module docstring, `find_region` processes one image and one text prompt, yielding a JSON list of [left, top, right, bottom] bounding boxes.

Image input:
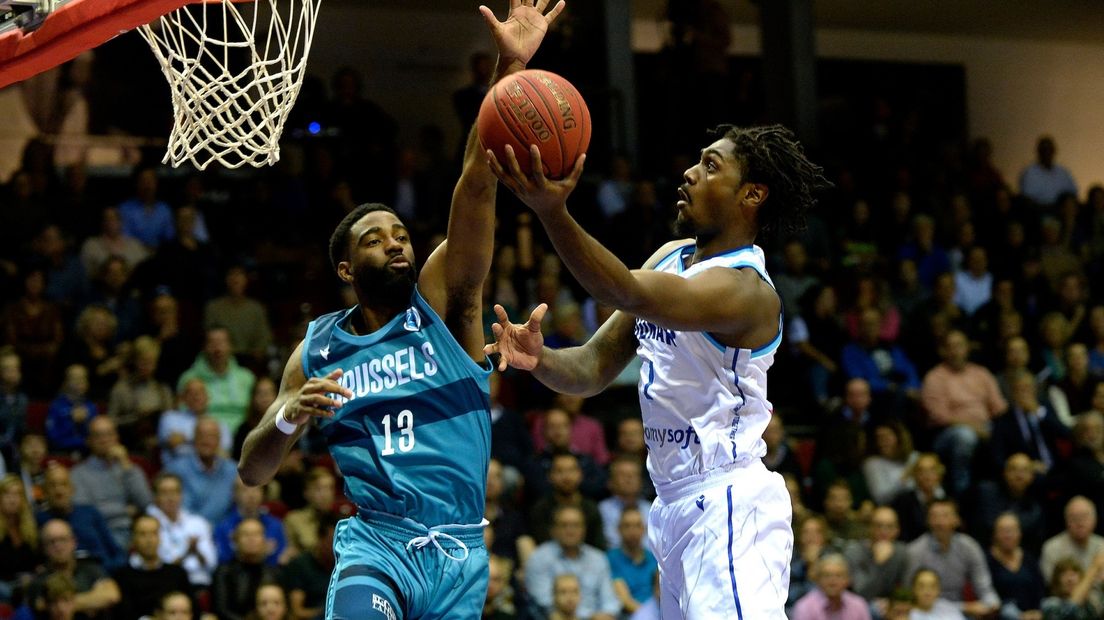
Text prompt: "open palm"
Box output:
[[479, 0, 566, 68], [484, 303, 547, 371]]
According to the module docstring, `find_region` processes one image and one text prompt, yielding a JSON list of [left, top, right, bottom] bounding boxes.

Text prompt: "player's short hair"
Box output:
[[711, 124, 831, 237], [328, 203, 399, 272]]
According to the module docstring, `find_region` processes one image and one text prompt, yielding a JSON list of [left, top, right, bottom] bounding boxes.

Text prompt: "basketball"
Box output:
[[477, 69, 591, 180]]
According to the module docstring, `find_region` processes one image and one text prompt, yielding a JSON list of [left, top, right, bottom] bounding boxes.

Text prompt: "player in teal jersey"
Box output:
[[237, 2, 566, 618]]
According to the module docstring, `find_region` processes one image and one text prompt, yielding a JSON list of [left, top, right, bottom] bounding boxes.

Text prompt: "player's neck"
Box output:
[[351, 303, 405, 335], [692, 228, 756, 264]]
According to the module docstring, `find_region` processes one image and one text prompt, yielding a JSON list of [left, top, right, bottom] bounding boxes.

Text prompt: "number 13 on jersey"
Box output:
[[380, 410, 416, 456]]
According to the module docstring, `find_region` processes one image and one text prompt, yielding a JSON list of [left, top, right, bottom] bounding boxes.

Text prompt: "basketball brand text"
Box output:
[[536, 74, 577, 129], [506, 81, 552, 141]]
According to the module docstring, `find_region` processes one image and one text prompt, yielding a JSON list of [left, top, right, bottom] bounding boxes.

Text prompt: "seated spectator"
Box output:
[[811, 402, 872, 510], [118, 167, 175, 250], [82, 256, 145, 342], [107, 336, 173, 452], [38, 572, 79, 620], [485, 458, 532, 566], [166, 416, 237, 526], [1038, 312, 1072, 384], [3, 266, 65, 398], [531, 395, 611, 467], [79, 207, 149, 276], [909, 569, 966, 620], [1019, 136, 1077, 208], [905, 499, 1000, 617], [863, 420, 918, 506], [26, 519, 121, 618], [788, 283, 847, 410], [233, 376, 277, 459], [0, 475, 38, 603], [843, 275, 901, 344], [152, 591, 193, 620], [607, 506, 657, 616], [547, 573, 583, 620], [487, 371, 532, 480], [0, 348, 28, 467], [841, 307, 920, 412], [612, 418, 653, 500], [775, 238, 821, 326], [843, 506, 909, 613], [111, 514, 192, 620], [906, 272, 969, 373], [898, 214, 951, 289], [598, 456, 652, 550], [147, 472, 218, 587], [529, 453, 606, 549], [762, 412, 804, 481], [971, 453, 1047, 554], [524, 505, 619, 620], [176, 326, 256, 433], [482, 554, 518, 620], [1067, 411, 1104, 522], [991, 370, 1069, 475], [1053, 343, 1101, 419], [986, 512, 1045, 620], [212, 518, 282, 620], [284, 468, 337, 559], [525, 409, 606, 504], [281, 515, 335, 620], [1040, 557, 1104, 619], [203, 265, 274, 369], [890, 453, 948, 542], [790, 553, 872, 620], [46, 364, 98, 455], [159, 378, 231, 466], [952, 246, 993, 317], [71, 416, 154, 550], [1040, 496, 1104, 583], [61, 306, 124, 401], [36, 464, 123, 570], [214, 478, 286, 565], [995, 336, 1049, 411], [789, 515, 844, 608], [249, 583, 290, 620], [921, 329, 1008, 498], [823, 479, 867, 542]]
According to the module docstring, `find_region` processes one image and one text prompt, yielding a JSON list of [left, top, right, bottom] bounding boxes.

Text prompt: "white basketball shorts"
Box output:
[[647, 459, 793, 619]]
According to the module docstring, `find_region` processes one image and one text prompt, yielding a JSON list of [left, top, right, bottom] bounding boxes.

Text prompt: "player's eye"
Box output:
[[366, 239, 380, 247], [706, 161, 718, 172], [396, 235, 409, 243]]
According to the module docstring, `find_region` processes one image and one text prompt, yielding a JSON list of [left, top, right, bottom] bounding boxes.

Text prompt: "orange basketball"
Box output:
[[477, 69, 591, 180]]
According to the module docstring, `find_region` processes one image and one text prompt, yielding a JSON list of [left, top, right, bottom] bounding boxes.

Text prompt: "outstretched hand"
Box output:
[[483, 303, 548, 371], [487, 144, 585, 218], [479, 0, 566, 70]]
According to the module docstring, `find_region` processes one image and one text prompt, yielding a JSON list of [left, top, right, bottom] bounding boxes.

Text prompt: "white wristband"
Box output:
[[274, 404, 301, 435]]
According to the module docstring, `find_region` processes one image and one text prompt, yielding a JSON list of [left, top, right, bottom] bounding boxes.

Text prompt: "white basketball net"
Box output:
[[138, 0, 320, 169]]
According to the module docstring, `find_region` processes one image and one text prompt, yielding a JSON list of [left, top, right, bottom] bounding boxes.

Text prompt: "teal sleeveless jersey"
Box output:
[[301, 287, 492, 527]]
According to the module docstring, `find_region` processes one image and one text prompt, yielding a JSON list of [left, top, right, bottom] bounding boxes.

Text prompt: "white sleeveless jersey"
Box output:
[[635, 243, 782, 486]]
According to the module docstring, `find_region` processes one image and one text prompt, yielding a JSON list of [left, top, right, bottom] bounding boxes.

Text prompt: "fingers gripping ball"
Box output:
[[478, 69, 591, 179]]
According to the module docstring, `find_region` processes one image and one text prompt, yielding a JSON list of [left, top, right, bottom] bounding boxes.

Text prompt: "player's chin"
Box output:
[[673, 212, 696, 237]]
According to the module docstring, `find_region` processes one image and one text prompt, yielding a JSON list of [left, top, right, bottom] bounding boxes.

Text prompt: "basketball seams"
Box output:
[[490, 82, 537, 173], [517, 71, 567, 178]]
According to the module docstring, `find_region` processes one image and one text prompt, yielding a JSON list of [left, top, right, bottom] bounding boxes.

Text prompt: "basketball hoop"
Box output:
[[138, 0, 320, 169]]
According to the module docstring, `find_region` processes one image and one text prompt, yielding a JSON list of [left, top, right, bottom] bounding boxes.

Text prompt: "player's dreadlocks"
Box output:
[[328, 202, 397, 271], [712, 124, 832, 236]]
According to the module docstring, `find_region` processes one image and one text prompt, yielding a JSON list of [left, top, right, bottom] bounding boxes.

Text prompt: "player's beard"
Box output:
[[674, 211, 696, 237], [356, 261, 418, 309]]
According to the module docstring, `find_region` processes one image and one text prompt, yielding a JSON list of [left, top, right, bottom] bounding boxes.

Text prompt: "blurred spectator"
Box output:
[[38, 571, 78, 620], [234, 376, 277, 459], [249, 583, 290, 620], [863, 420, 918, 506], [325, 67, 398, 201], [26, 519, 121, 618], [61, 306, 123, 401], [482, 554, 517, 620], [1019, 136, 1077, 209], [789, 515, 844, 608], [452, 51, 492, 146], [840, 308, 920, 413], [214, 478, 286, 566], [1050, 273, 1091, 345], [908, 569, 966, 620], [898, 214, 951, 289], [36, 464, 123, 571], [281, 514, 335, 620], [971, 278, 1018, 362], [1053, 343, 1101, 419], [159, 379, 231, 466], [1089, 307, 1104, 375], [283, 467, 337, 559], [905, 499, 1000, 617], [82, 256, 144, 341], [548, 573, 583, 620], [991, 371, 1068, 475], [774, 238, 820, 320], [111, 514, 192, 620], [598, 456, 652, 550], [152, 591, 193, 620], [166, 417, 237, 526], [996, 336, 1046, 405], [524, 505, 619, 620], [966, 137, 1006, 200], [890, 453, 948, 542], [907, 272, 969, 369], [0, 348, 28, 466], [119, 167, 174, 250], [107, 335, 173, 452], [3, 265, 65, 397], [788, 284, 846, 410], [0, 474, 38, 603], [844, 275, 901, 344], [971, 453, 1046, 555], [762, 413, 804, 481], [147, 472, 217, 587], [892, 259, 928, 322], [790, 553, 872, 620], [921, 329, 1008, 498], [31, 225, 88, 315], [146, 292, 196, 386], [137, 205, 219, 313], [529, 452, 606, 549], [18, 434, 51, 511], [843, 506, 909, 613], [823, 479, 868, 542], [1041, 556, 1104, 620], [71, 415, 153, 551], [1067, 412, 1104, 522], [953, 246, 993, 317], [485, 458, 532, 566], [487, 371, 532, 479], [1040, 496, 1104, 583], [176, 326, 256, 432], [532, 395, 611, 467], [606, 506, 657, 616], [46, 364, 97, 455], [79, 207, 149, 276], [596, 155, 634, 220], [811, 404, 871, 510], [986, 512, 1045, 620], [1038, 312, 1072, 384], [211, 518, 281, 620], [1039, 219, 1082, 293], [526, 408, 607, 503], [203, 266, 274, 368]]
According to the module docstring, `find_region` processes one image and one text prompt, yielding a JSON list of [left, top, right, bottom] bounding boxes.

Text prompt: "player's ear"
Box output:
[[336, 261, 354, 284], [743, 183, 769, 208]]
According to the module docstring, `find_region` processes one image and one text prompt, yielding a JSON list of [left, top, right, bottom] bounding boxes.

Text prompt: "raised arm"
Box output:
[[489, 147, 779, 347], [238, 341, 353, 486], [417, 0, 565, 361]]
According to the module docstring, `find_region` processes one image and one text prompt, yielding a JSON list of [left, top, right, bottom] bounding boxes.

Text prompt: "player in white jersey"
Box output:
[[484, 124, 830, 618]]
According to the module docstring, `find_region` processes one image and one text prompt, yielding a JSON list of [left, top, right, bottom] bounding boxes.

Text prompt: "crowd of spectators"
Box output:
[[2, 19, 1104, 620]]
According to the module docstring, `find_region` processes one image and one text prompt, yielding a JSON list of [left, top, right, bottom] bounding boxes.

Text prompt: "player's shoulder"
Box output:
[[642, 239, 694, 269]]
